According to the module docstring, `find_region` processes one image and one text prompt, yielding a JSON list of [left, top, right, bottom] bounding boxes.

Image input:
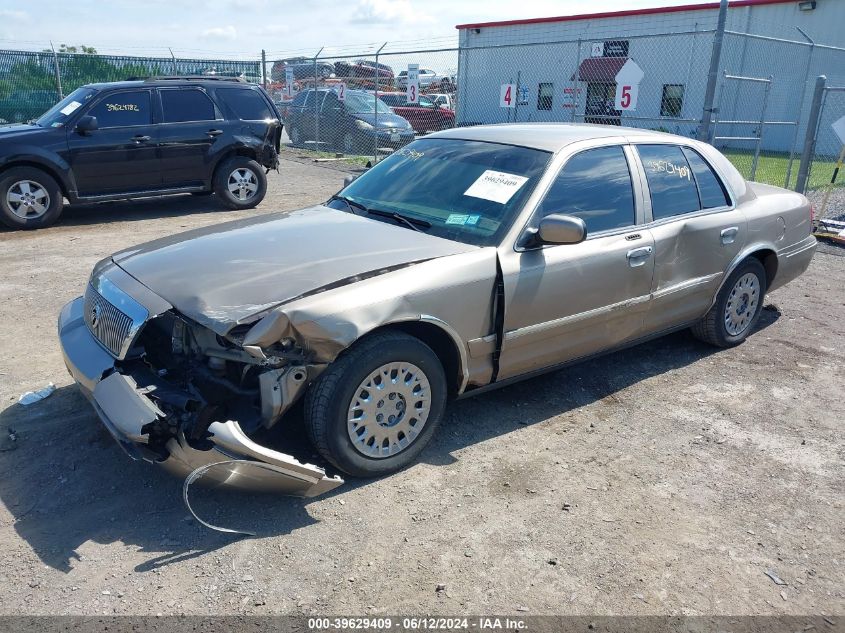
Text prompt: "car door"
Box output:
[[633, 143, 746, 332], [497, 144, 655, 380], [157, 87, 222, 188], [67, 89, 160, 195]]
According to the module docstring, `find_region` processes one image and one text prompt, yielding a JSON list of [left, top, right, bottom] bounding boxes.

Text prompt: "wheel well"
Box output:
[[749, 249, 778, 287], [212, 149, 259, 179], [0, 161, 70, 199], [376, 321, 462, 398]]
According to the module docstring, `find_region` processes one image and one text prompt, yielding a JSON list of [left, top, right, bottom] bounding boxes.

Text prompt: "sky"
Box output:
[[0, 0, 700, 60]]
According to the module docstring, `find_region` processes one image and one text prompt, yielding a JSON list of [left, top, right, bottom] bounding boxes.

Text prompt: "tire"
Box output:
[[289, 126, 302, 147], [212, 156, 267, 210], [0, 166, 64, 230], [691, 257, 767, 348], [342, 132, 357, 155], [304, 331, 447, 478]]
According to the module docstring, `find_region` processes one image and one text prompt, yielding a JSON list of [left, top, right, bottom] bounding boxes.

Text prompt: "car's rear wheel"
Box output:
[[213, 156, 267, 210], [0, 166, 64, 230], [304, 331, 447, 478], [691, 257, 767, 347]]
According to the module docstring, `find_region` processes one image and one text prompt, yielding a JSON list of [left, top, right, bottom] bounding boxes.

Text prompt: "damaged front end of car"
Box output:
[[58, 265, 343, 497]]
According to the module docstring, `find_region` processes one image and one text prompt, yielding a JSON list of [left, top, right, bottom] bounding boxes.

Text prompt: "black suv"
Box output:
[[0, 77, 283, 229]]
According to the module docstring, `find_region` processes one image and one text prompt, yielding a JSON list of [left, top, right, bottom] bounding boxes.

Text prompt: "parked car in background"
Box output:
[[0, 76, 282, 229], [396, 68, 455, 92], [271, 57, 335, 81], [286, 88, 414, 154], [377, 92, 454, 133], [334, 60, 394, 82], [0, 90, 60, 124], [427, 93, 455, 110], [58, 124, 816, 494]]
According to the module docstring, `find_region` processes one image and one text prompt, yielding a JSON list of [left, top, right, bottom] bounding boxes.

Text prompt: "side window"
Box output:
[[301, 91, 314, 109], [160, 89, 216, 123], [216, 87, 273, 120], [637, 144, 700, 220], [321, 91, 339, 112], [87, 91, 151, 128], [291, 91, 307, 107], [682, 147, 731, 209], [538, 146, 636, 234]]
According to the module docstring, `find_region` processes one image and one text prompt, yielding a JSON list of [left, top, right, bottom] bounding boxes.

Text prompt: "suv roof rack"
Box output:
[[125, 75, 247, 83]]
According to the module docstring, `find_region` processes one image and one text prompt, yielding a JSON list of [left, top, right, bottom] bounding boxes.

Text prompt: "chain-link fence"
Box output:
[[803, 85, 845, 231], [0, 49, 260, 124], [2, 27, 845, 194]]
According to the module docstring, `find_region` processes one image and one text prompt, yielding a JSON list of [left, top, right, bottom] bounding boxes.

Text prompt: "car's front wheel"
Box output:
[[691, 257, 767, 347], [304, 331, 447, 478], [213, 156, 267, 210], [0, 166, 64, 230]]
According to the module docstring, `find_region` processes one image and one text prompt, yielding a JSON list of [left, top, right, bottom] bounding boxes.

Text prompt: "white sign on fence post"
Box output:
[[407, 64, 420, 104], [285, 68, 294, 97], [500, 83, 516, 108], [336, 82, 347, 101], [832, 115, 845, 145], [614, 59, 644, 111]]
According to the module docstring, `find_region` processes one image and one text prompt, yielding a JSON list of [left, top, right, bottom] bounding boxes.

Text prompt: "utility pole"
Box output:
[[261, 49, 267, 88], [50, 41, 63, 99], [698, 0, 728, 142]]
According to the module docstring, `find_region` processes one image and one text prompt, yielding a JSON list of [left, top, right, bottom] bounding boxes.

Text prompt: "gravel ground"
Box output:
[[0, 158, 843, 617]]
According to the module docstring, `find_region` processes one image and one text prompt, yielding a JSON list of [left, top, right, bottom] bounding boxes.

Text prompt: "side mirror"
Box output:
[[537, 214, 587, 245], [343, 174, 358, 187], [76, 115, 98, 134]]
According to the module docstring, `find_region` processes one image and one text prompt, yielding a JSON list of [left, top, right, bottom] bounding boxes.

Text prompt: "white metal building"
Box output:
[[455, 0, 845, 154]]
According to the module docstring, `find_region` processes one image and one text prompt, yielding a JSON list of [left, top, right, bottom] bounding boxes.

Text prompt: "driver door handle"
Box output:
[[207, 129, 224, 137], [132, 135, 151, 143]]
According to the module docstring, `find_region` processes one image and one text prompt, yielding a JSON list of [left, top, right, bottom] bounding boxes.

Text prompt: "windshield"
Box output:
[[344, 91, 392, 114], [35, 87, 97, 128], [331, 138, 551, 246]]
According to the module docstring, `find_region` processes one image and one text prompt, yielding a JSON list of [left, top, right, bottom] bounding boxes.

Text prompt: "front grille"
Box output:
[[84, 283, 134, 357]]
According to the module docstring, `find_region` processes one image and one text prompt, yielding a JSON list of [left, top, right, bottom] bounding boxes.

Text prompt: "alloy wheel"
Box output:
[[6, 180, 50, 219], [227, 168, 258, 202], [724, 272, 760, 336]]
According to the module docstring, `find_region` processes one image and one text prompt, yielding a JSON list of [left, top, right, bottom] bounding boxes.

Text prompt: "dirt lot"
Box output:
[[0, 157, 843, 617]]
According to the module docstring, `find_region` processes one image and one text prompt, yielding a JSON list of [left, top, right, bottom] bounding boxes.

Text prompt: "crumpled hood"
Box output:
[[112, 205, 477, 334]]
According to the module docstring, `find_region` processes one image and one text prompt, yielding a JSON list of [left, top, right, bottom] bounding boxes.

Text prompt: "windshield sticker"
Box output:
[[646, 159, 691, 181], [466, 214, 480, 225], [464, 170, 529, 204], [59, 101, 82, 116], [446, 213, 470, 225]]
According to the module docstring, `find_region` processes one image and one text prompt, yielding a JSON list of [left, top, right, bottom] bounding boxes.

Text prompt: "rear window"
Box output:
[[216, 87, 273, 120], [160, 89, 216, 123]]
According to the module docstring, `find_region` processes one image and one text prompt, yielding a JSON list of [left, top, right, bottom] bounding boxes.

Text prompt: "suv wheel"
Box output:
[[304, 331, 447, 478], [0, 167, 64, 230], [213, 156, 267, 210]]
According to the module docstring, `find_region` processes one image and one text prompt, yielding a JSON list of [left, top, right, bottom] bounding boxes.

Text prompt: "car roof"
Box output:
[[428, 122, 678, 152]]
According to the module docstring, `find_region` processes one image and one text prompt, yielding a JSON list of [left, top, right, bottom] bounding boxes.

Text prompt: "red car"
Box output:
[[377, 92, 455, 134]]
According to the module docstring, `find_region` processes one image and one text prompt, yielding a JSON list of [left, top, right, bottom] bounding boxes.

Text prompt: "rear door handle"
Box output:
[[720, 226, 739, 245], [626, 246, 653, 267], [132, 135, 151, 143], [207, 129, 224, 137]]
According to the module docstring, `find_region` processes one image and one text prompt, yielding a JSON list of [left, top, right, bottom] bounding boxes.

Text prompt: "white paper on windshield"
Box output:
[[59, 101, 82, 116], [464, 170, 528, 204]]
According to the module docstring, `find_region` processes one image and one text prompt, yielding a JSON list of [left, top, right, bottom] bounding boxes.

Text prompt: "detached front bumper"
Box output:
[[58, 297, 343, 497]]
